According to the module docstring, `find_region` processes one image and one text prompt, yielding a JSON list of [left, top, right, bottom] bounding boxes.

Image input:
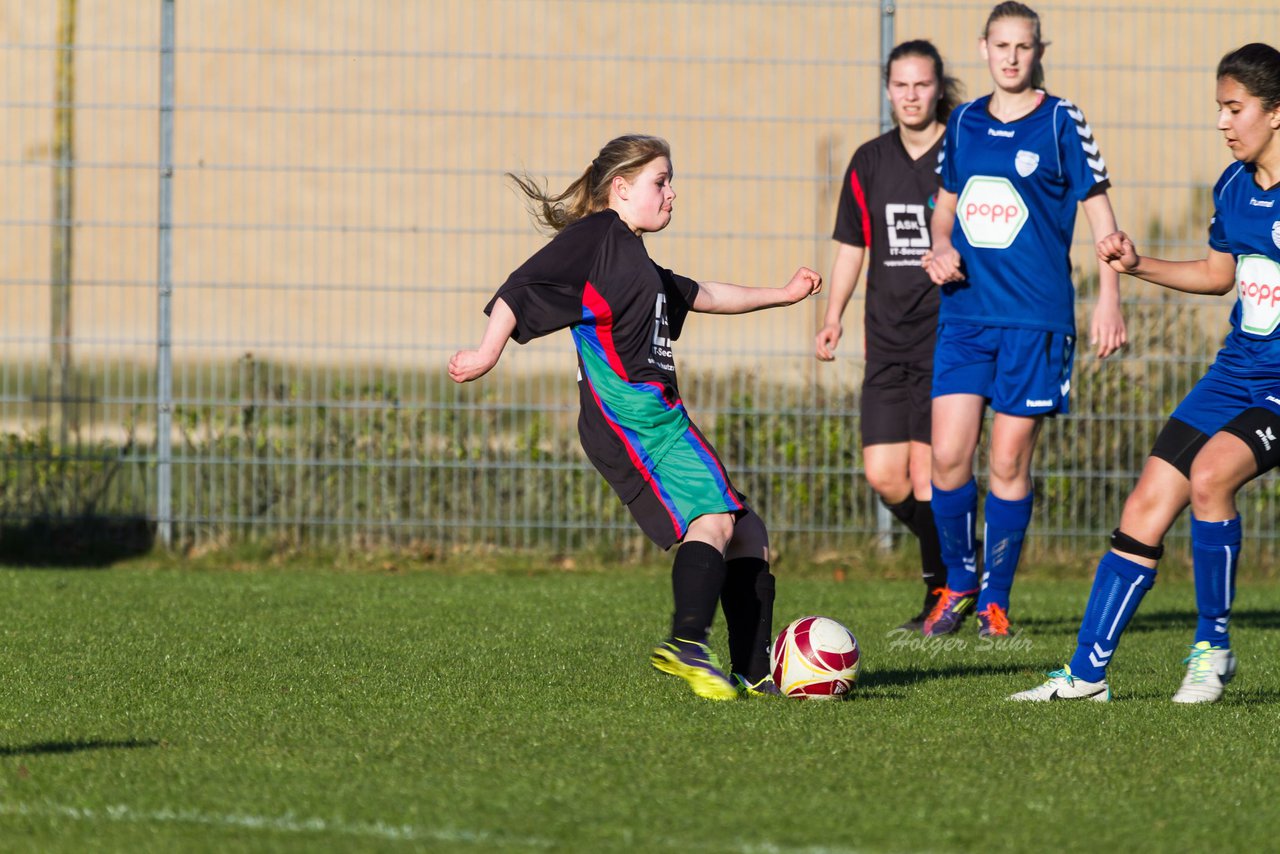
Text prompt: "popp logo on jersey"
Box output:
[[957, 176, 1028, 249], [1237, 254, 1280, 337]]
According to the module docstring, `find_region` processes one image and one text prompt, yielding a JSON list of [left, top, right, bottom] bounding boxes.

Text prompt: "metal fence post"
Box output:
[[156, 0, 175, 548], [874, 0, 896, 549], [51, 0, 77, 451], [879, 0, 895, 135]]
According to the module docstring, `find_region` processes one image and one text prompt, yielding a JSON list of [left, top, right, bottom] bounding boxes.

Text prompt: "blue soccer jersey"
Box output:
[[1207, 161, 1280, 380], [937, 93, 1110, 334]]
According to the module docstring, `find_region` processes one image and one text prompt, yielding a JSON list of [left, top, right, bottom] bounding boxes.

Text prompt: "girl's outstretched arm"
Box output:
[[448, 297, 517, 382], [1097, 232, 1236, 296], [692, 267, 822, 314]]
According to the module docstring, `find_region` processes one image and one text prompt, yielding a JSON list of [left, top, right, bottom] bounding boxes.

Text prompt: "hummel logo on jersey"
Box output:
[[1248, 197, 1275, 207], [1089, 643, 1114, 670], [1256, 426, 1276, 452], [1026, 398, 1053, 408], [987, 128, 1015, 138], [1064, 101, 1108, 183]]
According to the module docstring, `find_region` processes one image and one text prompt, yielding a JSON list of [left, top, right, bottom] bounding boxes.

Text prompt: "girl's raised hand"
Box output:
[[448, 348, 498, 383], [1097, 231, 1140, 274], [784, 267, 823, 303]]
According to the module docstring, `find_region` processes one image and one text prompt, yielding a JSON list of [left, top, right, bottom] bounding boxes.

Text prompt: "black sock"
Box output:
[[721, 557, 775, 682], [884, 496, 946, 592], [670, 541, 727, 643]]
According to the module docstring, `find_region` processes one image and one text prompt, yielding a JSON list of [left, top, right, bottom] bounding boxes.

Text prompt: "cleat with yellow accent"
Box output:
[[923, 587, 977, 637], [733, 673, 781, 698], [1171, 641, 1236, 704], [1008, 666, 1110, 702], [650, 638, 739, 701], [977, 602, 1011, 638]]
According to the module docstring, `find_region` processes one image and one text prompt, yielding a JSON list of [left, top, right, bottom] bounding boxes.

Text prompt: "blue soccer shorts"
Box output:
[[1169, 361, 1280, 437], [932, 322, 1075, 416]]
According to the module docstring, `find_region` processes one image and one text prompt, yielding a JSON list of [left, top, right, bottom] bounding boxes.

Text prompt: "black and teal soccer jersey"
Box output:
[[1208, 162, 1280, 379], [832, 129, 942, 362], [486, 209, 702, 503], [937, 93, 1110, 335]]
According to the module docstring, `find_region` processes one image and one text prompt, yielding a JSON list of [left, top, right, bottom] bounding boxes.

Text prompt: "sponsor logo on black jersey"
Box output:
[[885, 203, 929, 256], [649, 293, 675, 372]]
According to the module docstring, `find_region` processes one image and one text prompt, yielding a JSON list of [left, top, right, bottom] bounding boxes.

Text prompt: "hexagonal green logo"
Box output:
[[957, 176, 1028, 249]]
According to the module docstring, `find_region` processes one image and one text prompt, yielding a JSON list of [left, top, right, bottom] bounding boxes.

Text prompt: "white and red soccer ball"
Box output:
[[770, 616, 860, 699]]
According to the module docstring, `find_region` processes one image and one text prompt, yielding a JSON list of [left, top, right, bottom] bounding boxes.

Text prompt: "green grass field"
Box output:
[[1, 558, 1278, 852]]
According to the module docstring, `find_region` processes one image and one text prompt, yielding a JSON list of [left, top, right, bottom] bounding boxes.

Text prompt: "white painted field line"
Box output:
[[0, 801, 867, 853], [0, 801, 556, 848]]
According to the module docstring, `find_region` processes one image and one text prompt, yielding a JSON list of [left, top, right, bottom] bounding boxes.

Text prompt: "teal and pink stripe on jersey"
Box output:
[[572, 285, 689, 478]]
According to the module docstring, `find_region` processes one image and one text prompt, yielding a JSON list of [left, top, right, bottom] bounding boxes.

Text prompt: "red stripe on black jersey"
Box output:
[[581, 280, 629, 380], [849, 168, 872, 247]]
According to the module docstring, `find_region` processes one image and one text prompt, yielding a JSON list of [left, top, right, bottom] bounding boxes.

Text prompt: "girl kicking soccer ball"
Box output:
[[449, 134, 822, 700]]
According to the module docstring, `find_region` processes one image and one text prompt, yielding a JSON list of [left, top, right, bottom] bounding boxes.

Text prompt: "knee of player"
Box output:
[[1187, 456, 1241, 509], [727, 510, 770, 557], [1119, 474, 1187, 530], [687, 512, 736, 551], [865, 467, 911, 501], [929, 452, 973, 487], [987, 448, 1034, 487]]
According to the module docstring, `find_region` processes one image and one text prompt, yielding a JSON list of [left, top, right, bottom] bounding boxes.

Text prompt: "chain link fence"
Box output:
[[1, 0, 1277, 561]]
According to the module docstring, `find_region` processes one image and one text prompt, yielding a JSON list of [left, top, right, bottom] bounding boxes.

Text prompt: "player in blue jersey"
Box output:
[[1011, 43, 1280, 703], [816, 40, 962, 632], [919, 2, 1127, 638]]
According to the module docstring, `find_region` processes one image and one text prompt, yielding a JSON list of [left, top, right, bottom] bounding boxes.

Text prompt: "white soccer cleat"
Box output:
[[1007, 666, 1110, 702], [1171, 641, 1237, 704]]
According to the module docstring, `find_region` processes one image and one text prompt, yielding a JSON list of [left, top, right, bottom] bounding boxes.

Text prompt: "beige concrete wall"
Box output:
[[2, 1, 1276, 380]]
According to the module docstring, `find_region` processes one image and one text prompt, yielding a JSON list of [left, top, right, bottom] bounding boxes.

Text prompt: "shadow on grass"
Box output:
[[0, 738, 161, 757], [1098, 686, 1280, 704], [0, 515, 154, 568], [1018, 608, 1280, 634], [863, 660, 1030, 690]]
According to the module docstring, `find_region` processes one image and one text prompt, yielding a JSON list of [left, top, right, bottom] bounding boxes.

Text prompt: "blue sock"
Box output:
[[1068, 551, 1156, 682], [931, 479, 979, 592], [1191, 515, 1240, 648], [979, 492, 1034, 612]]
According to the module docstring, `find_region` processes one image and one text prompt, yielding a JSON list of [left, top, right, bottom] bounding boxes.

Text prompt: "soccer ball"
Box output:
[[770, 616, 860, 699]]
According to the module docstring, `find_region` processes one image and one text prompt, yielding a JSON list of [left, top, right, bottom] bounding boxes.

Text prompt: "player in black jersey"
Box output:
[[816, 40, 962, 631], [451, 135, 822, 700]]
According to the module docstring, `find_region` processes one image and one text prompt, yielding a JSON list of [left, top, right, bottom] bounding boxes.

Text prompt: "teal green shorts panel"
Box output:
[[624, 423, 747, 548]]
